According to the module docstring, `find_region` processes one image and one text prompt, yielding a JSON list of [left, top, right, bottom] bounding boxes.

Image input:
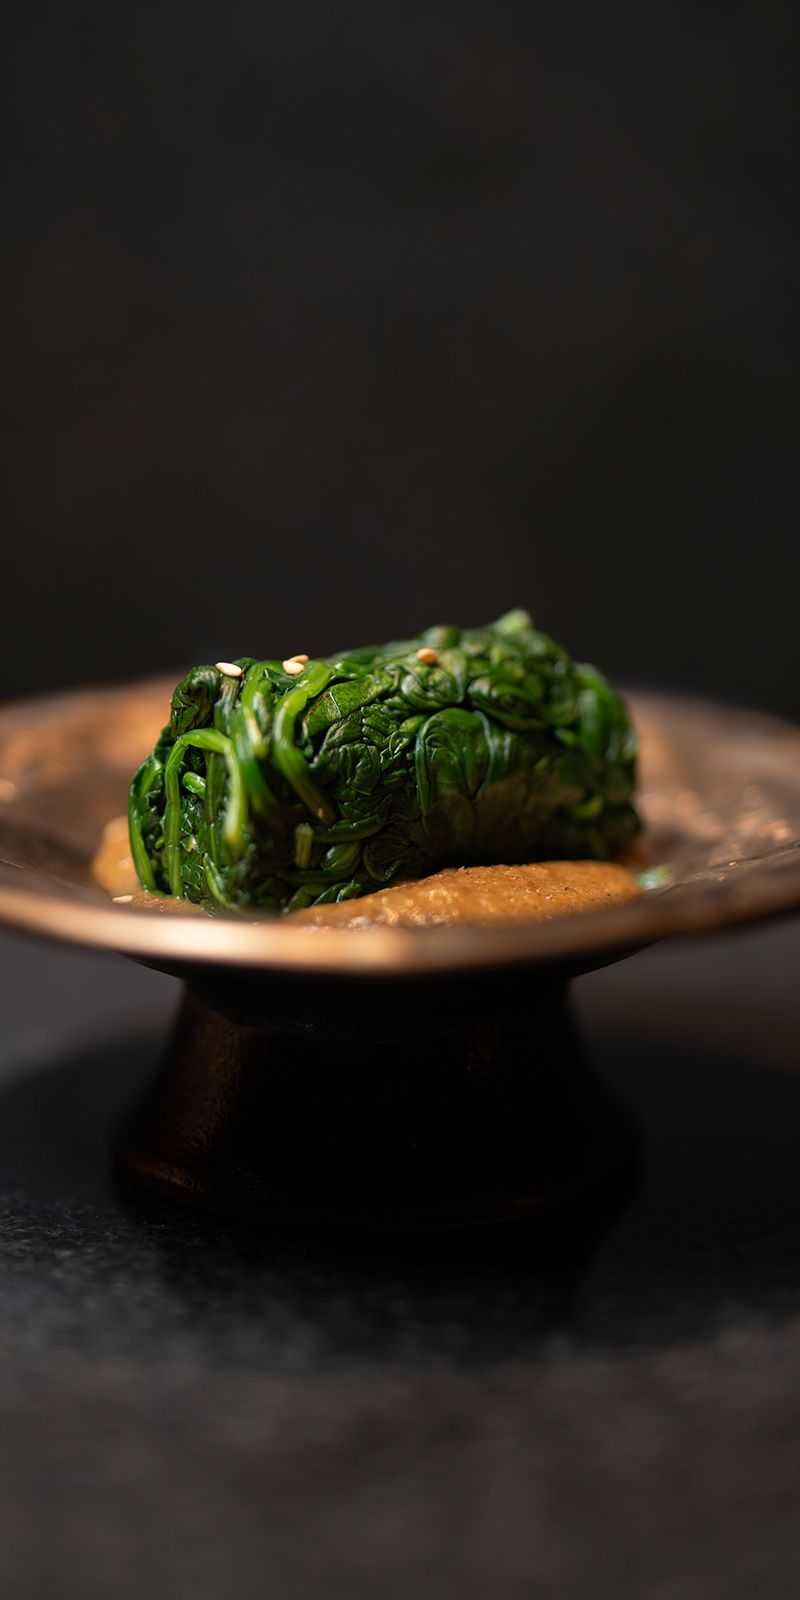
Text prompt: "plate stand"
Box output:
[[116, 968, 640, 1237]]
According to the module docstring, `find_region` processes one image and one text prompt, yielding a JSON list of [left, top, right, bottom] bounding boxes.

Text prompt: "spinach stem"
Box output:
[[231, 663, 282, 821], [127, 758, 160, 892], [165, 729, 246, 897], [272, 662, 337, 824]]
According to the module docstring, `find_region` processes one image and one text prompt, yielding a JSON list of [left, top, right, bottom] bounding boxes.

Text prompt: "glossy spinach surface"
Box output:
[[129, 612, 639, 912]]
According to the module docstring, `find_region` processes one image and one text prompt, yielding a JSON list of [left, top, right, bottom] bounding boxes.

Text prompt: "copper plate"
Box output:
[[1, 678, 800, 979]]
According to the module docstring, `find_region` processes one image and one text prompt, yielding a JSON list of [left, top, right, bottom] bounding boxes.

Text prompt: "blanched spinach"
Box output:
[[129, 611, 640, 912]]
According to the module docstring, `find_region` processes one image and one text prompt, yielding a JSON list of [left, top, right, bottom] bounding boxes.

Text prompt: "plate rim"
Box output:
[[2, 678, 800, 979]]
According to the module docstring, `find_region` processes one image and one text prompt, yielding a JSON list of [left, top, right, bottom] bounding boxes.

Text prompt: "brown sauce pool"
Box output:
[[290, 860, 640, 927], [93, 815, 641, 926]]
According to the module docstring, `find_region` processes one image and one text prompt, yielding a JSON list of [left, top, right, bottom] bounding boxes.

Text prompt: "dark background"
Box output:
[[3, 10, 800, 1593], [3, 1, 796, 710]]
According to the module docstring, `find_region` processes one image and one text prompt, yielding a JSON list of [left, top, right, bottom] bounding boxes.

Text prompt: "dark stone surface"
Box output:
[[2, 922, 800, 1595]]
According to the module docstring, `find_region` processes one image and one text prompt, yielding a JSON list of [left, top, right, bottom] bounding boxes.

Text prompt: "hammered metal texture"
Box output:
[[1, 679, 800, 977]]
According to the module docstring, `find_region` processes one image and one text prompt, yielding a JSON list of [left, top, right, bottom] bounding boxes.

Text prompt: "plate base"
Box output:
[[116, 973, 640, 1237]]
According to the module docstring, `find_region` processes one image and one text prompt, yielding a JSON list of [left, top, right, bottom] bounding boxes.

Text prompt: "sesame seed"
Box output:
[[113, 894, 133, 904], [282, 658, 305, 676], [416, 646, 439, 666], [215, 661, 243, 679]]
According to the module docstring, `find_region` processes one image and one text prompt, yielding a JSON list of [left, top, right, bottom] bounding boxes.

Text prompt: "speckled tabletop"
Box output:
[[2, 922, 800, 1598]]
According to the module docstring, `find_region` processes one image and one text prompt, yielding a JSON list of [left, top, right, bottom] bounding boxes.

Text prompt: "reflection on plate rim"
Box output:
[[2, 679, 800, 978]]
